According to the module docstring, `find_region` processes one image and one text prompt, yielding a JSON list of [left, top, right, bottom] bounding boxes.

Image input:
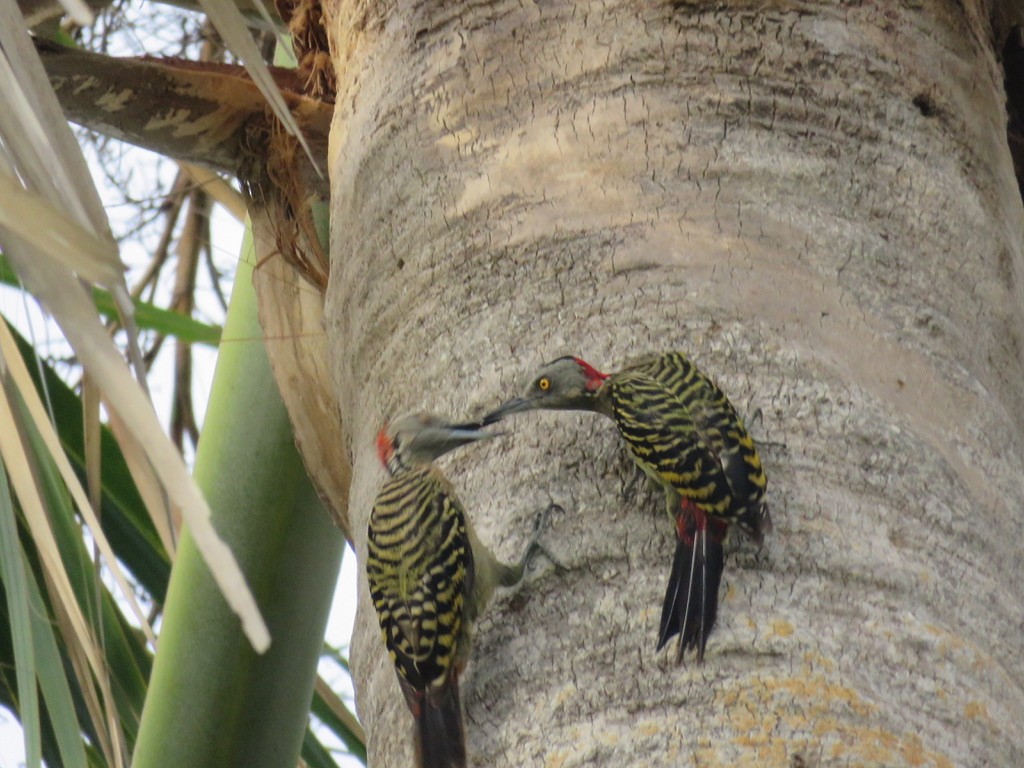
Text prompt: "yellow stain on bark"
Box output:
[[636, 721, 662, 737], [694, 675, 955, 768], [771, 619, 795, 637], [549, 683, 577, 709], [925, 623, 965, 653], [924, 623, 995, 675], [963, 700, 991, 722], [802, 651, 836, 671], [826, 729, 953, 768], [770, 676, 876, 717]]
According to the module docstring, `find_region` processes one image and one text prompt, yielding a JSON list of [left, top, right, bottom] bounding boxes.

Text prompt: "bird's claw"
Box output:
[[620, 463, 646, 500], [530, 543, 569, 574], [746, 406, 764, 430], [532, 502, 563, 535], [523, 503, 568, 573], [745, 406, 787, 451]]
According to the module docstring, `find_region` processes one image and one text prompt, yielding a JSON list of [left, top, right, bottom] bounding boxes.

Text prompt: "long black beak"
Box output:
[[448, 419, 490, 433], [481, 396, 538, 426], [433, 421, 497, 452]]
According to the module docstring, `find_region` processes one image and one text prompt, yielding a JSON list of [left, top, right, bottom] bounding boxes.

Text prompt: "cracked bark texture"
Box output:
[[322, 1, 1024, 765]]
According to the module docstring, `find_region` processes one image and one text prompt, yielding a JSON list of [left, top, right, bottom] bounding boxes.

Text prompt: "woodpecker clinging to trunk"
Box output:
[[484, 352, 770, 661], [368, 412, 555, 768]]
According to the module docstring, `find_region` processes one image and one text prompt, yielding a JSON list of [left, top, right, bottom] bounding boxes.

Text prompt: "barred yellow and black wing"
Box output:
[[606, 370, 733, 518], [624, 351, 768, 538], [366, 465, 473, 692]]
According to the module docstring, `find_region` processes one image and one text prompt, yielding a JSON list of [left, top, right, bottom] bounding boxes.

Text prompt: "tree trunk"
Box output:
[[322, 1, 1024, 765]]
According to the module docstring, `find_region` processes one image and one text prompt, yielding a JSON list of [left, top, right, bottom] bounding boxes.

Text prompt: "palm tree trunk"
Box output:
[[323, 1, 1024, 764]]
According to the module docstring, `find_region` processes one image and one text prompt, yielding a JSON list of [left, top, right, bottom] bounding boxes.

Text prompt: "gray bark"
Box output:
[[323, 1, 1024, 765]]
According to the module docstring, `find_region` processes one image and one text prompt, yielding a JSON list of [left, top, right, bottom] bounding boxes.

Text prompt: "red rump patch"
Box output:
[[676, 499, 702, 544], [573, 356, 609, 391], [376, 427, 393, 467], [676, 499, 729, 544], [409, 689, 423, 718]]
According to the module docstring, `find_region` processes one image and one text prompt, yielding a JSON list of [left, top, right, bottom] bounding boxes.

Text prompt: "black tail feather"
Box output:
[[415, 681, 466, 768], [657, 523, 725, 662]]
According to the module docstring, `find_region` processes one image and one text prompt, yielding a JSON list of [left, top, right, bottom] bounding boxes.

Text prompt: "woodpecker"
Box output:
[[484, 353, 770, 661], [368, 413, 554, 768]]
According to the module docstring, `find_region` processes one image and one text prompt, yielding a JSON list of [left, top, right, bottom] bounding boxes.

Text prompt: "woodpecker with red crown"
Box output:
[[484, 352, 770, 661], [367, 413, 556, 768]]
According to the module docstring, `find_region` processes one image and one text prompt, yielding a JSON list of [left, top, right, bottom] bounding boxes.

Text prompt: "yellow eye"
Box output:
[[538, 377, 551, 391]]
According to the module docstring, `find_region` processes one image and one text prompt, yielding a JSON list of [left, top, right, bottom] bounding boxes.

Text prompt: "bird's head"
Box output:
[[483, 356, 609, 424], [376, 412, 496, 472]]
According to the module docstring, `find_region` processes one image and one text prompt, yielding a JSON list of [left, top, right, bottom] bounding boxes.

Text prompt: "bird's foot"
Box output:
[[745, 406, 787, 451], [521, 503, 568, 573]]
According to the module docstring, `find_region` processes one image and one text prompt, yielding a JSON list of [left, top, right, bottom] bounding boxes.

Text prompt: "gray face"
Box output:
[[522, 358, 592, 408], [387, 412, 493, 466], [483, 357, 600, 423]]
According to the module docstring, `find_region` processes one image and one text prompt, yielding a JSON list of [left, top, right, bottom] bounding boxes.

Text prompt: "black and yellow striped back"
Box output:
[[367, 465, 473, 690], [622, 352, 768, 535], [607, 371, 734, 517]]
